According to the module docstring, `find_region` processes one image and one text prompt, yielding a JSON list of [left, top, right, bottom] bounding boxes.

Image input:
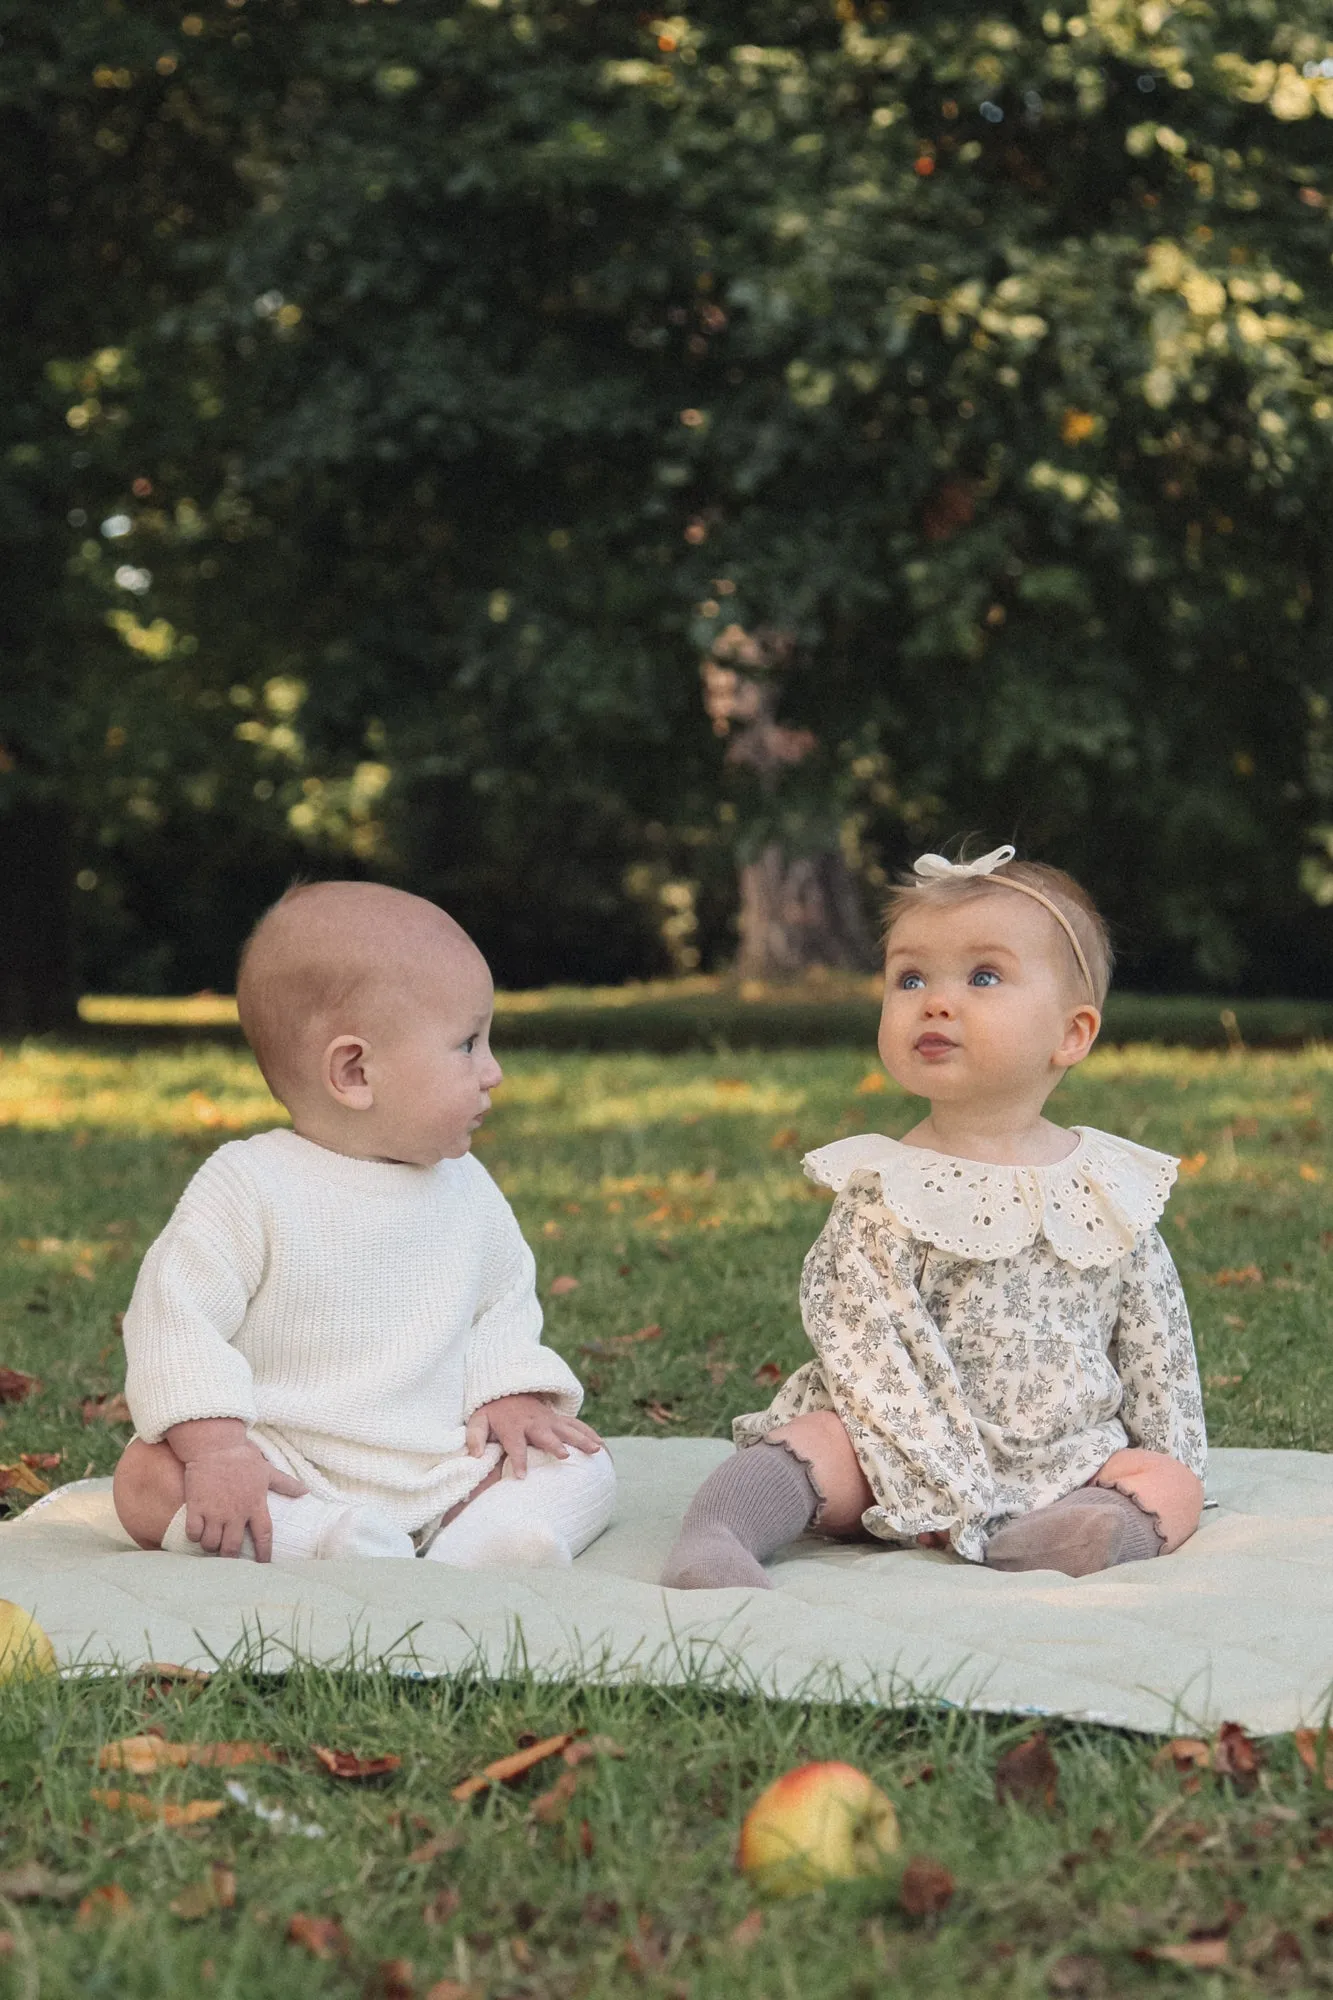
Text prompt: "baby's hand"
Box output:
[[465, 1394, 603, 1479], [168, 1418, 306, 1562]]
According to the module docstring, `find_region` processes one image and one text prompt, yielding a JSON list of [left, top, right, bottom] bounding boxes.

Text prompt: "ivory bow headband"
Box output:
[[912, 845, 1097, 1003]]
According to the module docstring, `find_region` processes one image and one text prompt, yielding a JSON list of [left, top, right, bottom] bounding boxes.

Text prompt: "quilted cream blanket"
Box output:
[[1, 1438, 1327, 1736]]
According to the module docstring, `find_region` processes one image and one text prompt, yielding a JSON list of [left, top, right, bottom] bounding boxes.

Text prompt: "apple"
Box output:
[[0, 1600, 56, 1679], [738, 1760, 900, 1897]]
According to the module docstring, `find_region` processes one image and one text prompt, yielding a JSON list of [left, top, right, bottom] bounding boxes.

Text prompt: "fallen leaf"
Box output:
[[0, 1933, 12, 1959], [770, 1127, 800, 1151], [1205, 1374, 1243, 1389], [19, 1451, 61, 1471], [1259, 1930, 1304, 1972], [899, 1856, 955, 1917], [287, 1913, 350, 1959], [580, 1324, 664, 1359], [99, 1735, 279, 1776], [995, 1732, 1059, 1811], [1210, 1264, 1263, 1288], [1176, 1151, 1207, 1177], [1214, 1720, 1261, 1786], [76, 1883, 134, 1926], [752, 1362, 785, 1387], [730, 1910, 764, 1950], [0, 1862, 83, 1903], [706, 1360, 736, 1386], [900, 1763, 935, 1788], [1151, 1737, 1211, 1774], [715, 1078, 749, 1095], [81, 1393, 133, 1425], [1045, 1955, 1107, 1998], [1144, 1938, 1229, 1970], [365, 1959, 414, 2000], [423, 1983, 477, 2000], [1301, 1163, 1324, 1183], [312, 1745, 401, 1782], [530, 1768, 580, 1824], [579, 1817, 594, 1858], [856, 1072, 887, 1094], [640, 1400, 680, 1426], [583, 1894, 620, 1926], [0, 1370, 40, 1404], [0, 1461, 51, 1497], [549, 1276, 579, 1297], [89, 1789, 225, 1826], [562, 1735, 625, 1768], [170, 1868, 236, 1921], [407, 1830, 465, 1865], [452, 1732, 578, 1802], [421, 1887, 461, 1926], [131, 1662, 212, 1691], [1294, 1726, 1333, 1784]]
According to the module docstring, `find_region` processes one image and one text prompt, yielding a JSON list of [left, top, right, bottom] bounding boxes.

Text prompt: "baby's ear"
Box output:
[[1054, 1004, 1101, 1071], [323, 1035, 375, 1110]]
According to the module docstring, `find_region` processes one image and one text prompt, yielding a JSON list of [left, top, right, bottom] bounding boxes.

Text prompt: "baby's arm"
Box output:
[[1101, 1226, 1207, 1551], [460, 1168, 597, 1470], [119, 1149, 302, 1557]]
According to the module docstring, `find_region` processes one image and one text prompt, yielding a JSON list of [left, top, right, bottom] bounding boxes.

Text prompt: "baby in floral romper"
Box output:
[[663, 846, 1206, 1587]]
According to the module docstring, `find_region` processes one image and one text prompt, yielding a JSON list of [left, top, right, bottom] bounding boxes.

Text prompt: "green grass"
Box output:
[[3, 1034, 1333, 1996]]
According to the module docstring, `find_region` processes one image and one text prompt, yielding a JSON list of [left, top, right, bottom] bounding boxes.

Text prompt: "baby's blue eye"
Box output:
[[899, 972, 926, 991], [969, 969, 1001, 988], [461, 1035, 478, 1054]]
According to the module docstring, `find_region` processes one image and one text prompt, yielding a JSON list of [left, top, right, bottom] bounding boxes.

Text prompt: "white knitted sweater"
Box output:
[[122, 1129, 583, 1530]]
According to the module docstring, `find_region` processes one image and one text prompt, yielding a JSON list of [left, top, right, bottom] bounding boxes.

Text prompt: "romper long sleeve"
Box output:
[[733, 1127, 1207, 1564], [122, 1129, 584, 1531]]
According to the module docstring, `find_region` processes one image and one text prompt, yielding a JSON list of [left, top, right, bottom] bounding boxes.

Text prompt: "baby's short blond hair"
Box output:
[[883, 855, 1113, 1007]]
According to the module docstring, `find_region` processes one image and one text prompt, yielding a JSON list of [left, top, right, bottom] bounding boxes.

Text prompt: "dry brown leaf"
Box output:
[[580, 1324, 663, 1360], [641, 1400, 680, 1426], [562, 1735, 625, 1768], [365, 1959, 414, 2000], [994, 1732, 1059, 1811], [0, 1369, 40, 1405], [752, 1362, 785, 1387], [1151, 1737, 1211, 1774], [856, 1072, 887, 1094], [1294, 1727, 1333, 1783], [549, 1275, 579, 1297], [131, 1662, 212, 1690], [421, 1887, 461, 1927], [0, 1461, 51, 1497], [706, 1360, 736, 1386], [899, 1856, 955, 1917], [170, 1867, 236, 1921], [730, 1910, 764, 1951], [529, 1769, 580, 1824], [769, 1127, 800, 1151], [0, 1863, 83, 1903], [312, 1745, 401, 1782], [452, 1732, 578, 1802], [98, 1735, 278, 1775], [89, 1789, 225, 1826], [407, 1830, 464, 1866], [1145, 1938, 1229, 1970], [1210, 1264, 1263, 1288], [81, 1393, 133, 1426], [19, 1451, 61, 1471], [0, 1933, 12, 1960], [1045, 1954, 1107, 1997], [286, 1913, 350, 1960], [76, 1883, 133, 1926], [1213, 1720, 1261, 1786], [423, 1983, 478, 2000]]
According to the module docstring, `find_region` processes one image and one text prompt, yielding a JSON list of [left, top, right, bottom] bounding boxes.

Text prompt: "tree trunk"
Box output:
[[736, 842, 877, 980], [0, 798, 78, 1033]]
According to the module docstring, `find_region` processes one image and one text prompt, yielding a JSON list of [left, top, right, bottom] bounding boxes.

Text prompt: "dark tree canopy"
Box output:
[[1, 0, 1331, 1017]]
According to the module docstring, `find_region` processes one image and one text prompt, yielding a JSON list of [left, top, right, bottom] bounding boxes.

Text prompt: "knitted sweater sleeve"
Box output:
[[122, 1147, 264, 1443], [460, 1168, 584, 1420]]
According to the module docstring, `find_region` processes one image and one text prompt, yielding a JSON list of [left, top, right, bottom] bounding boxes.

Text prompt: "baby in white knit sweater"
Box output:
[[112, 881, 615, 1566]]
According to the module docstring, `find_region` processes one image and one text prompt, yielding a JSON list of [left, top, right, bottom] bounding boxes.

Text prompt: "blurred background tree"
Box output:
[[1, 0, 1331, 1024]]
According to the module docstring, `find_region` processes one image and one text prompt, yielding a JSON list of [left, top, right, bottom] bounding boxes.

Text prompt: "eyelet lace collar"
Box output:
[[802, 1127, 1177, 1270]]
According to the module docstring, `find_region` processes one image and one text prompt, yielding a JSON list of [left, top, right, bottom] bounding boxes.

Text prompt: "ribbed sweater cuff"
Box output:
[[462, 1349, 582, 1422], [129, 1395, 259, 1447]]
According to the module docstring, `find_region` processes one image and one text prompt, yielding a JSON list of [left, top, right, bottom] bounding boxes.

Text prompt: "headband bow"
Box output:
[[912, 844, 1016, 881]]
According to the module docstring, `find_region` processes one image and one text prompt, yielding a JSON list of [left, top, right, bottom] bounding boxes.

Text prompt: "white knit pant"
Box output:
[[424, 1446, 616, 1567]]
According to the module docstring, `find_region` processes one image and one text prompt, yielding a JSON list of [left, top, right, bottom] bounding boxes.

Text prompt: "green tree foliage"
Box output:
[[2, 0, 1332, 1011]]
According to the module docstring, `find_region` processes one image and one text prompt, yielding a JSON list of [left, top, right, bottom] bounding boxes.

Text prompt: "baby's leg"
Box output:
[[985, 1451, 1203, 1576], [113, 1438, 185, 1550], [425, 1446, 616, 1568], [660, 1411, 869, 1590]]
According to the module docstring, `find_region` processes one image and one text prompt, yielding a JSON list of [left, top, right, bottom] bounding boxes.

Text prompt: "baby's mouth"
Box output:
[[914, 1033, 958, 1057]]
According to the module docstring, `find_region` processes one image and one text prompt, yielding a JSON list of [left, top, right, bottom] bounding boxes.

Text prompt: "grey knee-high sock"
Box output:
[[660, 1442, 819, 1590], [984, 1485, 1163, 1577]]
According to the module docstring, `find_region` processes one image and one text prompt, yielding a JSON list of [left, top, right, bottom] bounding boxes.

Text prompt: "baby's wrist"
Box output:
[[166, 1417, 252, 1464]]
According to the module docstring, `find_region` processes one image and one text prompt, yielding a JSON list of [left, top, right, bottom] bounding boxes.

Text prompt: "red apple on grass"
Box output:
[[738, 1760, 900, 1897]]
